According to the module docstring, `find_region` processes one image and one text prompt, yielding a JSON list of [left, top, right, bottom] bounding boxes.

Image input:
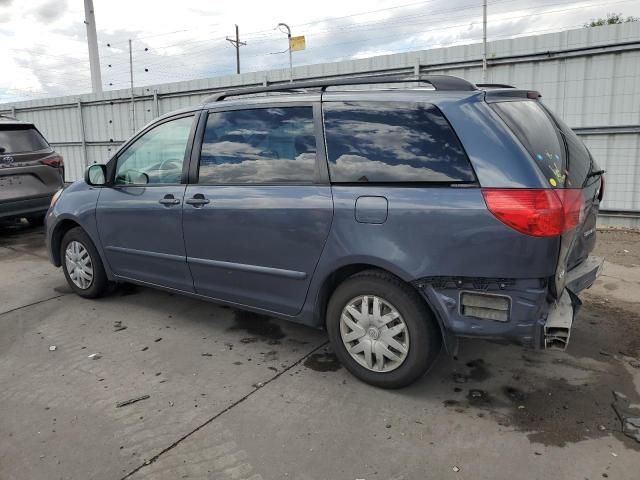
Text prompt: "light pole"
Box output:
[[482, 0, 488, 83], [83, 0, 102, 93], [277, 22, 293, 83], [128, 39, 135, 134]]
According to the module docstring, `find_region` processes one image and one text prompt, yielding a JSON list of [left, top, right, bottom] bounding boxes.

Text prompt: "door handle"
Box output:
[[159, 195, 180, 206], [185, 194, 210, 207]]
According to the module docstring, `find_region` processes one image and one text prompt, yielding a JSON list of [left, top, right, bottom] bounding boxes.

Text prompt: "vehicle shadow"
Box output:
[[0, 219, 46, 255], [0, 218, 44, 237]]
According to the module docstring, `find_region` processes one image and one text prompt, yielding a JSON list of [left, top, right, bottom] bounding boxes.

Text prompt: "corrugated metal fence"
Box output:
[[1, 22, 639, 216]]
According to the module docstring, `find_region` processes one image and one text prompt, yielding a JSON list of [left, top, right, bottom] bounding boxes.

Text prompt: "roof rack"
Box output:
[[205, 74, 477, 103], [475, 83, 515, 89]]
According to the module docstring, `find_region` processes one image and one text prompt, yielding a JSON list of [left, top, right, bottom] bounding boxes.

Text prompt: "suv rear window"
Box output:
[[323, 101, 474, 183], [0, 125, 49, 154], [491, 101, 592, 188]]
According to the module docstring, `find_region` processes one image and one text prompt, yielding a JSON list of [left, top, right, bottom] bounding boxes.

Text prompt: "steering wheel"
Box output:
[[157, 158, 182, 172]]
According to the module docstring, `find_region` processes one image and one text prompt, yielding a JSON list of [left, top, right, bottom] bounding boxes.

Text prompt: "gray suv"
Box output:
[[0, 115, 64, 225], [45, 76, 604, 388]]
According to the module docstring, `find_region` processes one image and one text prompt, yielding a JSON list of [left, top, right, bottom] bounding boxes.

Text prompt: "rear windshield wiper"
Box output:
[[586, 169, 605, 179], [582, 149, 604, 186]]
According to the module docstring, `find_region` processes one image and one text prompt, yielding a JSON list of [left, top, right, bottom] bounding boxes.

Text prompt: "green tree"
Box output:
[[585, 12, 639, 27]]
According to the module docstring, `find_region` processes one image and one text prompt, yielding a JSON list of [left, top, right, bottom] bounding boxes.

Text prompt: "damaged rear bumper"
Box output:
[[416, 256, 604, 352], [543, 255, 604, 350], [565, 255, 604, 294]]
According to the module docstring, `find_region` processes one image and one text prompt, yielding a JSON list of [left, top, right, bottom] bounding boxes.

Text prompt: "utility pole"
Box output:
[[226, 25, 246, 74], [83, 0, 102, 93], [129, 39, 136, 134], [277, 23, 293, 83], [482, 0, 488, 83]]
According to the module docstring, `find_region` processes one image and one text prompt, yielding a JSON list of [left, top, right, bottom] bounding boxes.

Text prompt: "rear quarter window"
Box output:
[[323, 101, 475, 183], [0, 125, 49, 154], [491, 101, 592, 188]]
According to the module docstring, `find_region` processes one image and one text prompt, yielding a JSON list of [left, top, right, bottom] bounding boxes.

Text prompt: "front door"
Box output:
[[96, 114, 197, 291], [182, 105, 333, 316]]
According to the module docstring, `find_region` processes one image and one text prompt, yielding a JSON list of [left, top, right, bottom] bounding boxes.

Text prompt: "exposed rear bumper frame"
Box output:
[[543, 255, 604, 350]]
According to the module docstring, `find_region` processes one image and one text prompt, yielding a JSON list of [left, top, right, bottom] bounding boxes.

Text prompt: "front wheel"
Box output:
[[60, 227, 108, 298], [326, 270, 441, 389]]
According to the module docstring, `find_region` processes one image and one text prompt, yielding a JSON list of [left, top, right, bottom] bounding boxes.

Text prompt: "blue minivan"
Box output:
[[46, 76, 604, 388]]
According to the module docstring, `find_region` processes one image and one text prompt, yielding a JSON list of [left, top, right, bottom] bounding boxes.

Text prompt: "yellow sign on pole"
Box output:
[[289, 35, 306, 52]]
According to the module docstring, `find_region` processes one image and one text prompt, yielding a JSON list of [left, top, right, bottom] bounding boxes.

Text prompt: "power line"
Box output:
[[3, 0, 638, 101], [116, 0, 627, 57], [6, 0, 617, 64], [81, 0, 640, 83]]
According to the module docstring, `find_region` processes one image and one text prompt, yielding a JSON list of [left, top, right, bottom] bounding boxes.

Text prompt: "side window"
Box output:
[[114, 115, 194, 185], [323, 101, 474, 183], [198, 107, 317, 184]]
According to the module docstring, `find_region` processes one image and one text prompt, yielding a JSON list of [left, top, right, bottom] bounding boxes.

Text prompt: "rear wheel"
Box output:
[[60, 227, 108, 298], [326, 270, 441, 388]]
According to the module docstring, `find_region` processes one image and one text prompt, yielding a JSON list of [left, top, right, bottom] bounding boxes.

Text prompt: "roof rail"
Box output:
[[0, 114, 19, 121], [475, 83, 515, 89], [205, 74, 477, 103]]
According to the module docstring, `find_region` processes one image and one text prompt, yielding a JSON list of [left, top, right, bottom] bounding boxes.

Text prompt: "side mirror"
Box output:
[[85, 164, 107, 186]]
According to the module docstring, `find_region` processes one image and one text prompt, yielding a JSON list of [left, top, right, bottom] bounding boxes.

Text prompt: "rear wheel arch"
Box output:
[[315, 264, 441, 331], [315, 264, 370, 326]]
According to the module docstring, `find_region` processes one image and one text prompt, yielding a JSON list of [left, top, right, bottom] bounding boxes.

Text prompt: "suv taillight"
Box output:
[[41, 153, 64, 168], [482, 189, 585, 237]]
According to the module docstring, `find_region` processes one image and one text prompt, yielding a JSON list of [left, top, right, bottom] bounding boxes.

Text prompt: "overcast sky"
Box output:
[[1, 0, 639, 103]]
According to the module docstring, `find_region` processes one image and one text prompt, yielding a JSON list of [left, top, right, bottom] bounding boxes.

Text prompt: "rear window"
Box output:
[[0, 125, 49, 154], [323, 101, 474, 183], [491, 101, 592, 188]]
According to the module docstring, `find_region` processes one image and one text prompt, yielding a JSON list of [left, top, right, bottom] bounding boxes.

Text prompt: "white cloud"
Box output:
[[1, 0, 639, 103]]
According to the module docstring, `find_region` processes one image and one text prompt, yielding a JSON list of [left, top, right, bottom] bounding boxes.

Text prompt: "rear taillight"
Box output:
[[41, 153, 64, 168], [482, 188, 585, 237]]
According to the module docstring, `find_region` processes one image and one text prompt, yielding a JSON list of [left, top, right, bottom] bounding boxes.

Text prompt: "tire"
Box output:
[[326, 270, 441, 389], [60, 227, 109, 298], [26, 214, 46, 226]]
